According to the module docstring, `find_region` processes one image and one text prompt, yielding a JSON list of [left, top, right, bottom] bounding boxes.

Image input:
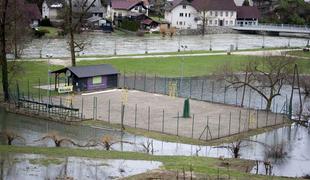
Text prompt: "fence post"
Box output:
[[177, 112, 179, 136], [121, 103, 125, 130], [189, 78, 192, 98], [249, 89, 252, 108], [144, 73, 146, 91], [235, 89, 238, 106], [93, 96, 95, 120], [191, 114, 195, 138], [148, 106, 150, 131], [206, 116, 209, 140], [134, 72, 136, 89], [211, 81, 214, 102], [154, 74, 156, 93], [229, 112, 231, 135], [260, 96, 263, 109], [108, 99, 111, 123], [218, 114, 221, 138], [162, 109, 165, 133], [38, 78, 41, 102], [224, 85, 227, 104], [266, 110, 269, 127], [201, 80, 204, 100], [134, 104, 137, 128], [275, 104, 278, 125], [256, 109, 259, 129], [238, 110, 241, 133], [164, 76, 167, 95], [81, 97, 84, 119], [123, 72, 126, 88]]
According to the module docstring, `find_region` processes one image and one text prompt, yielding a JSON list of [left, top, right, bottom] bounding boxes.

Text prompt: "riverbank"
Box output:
[[0, 145, 295, 180]]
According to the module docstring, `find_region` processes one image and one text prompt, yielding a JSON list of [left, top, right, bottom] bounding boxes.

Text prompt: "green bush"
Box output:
[[120, 19, 140, 32], [40, 17, 52, 27]]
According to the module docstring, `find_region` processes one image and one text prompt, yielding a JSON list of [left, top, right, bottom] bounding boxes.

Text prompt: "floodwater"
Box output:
[[0, 107, 310, 177], [0, 153, 162, 180], [21, 33, 310, 58]]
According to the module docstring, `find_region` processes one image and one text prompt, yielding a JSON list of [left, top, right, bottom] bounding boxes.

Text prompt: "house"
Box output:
[[107, 0, 149, 22], [51, 64, 119, 92], [164, 0, 238, 29], [24, 3, 42, 27], [236, 6, 260, 26], [86, 16, 113, 32], [42, 0, 65, 21], [72, 0, 106, 17]]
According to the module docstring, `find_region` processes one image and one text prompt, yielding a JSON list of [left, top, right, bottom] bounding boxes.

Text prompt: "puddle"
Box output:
[[0, 153, 161, 180]]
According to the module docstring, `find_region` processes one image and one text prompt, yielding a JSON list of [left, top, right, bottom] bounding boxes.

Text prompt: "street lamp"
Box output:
[[180, 45, 187, 92], [46, 54, 53, 103]]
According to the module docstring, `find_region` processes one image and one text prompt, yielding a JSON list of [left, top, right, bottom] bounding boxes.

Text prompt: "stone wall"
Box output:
[[177, 26, 238, 35]]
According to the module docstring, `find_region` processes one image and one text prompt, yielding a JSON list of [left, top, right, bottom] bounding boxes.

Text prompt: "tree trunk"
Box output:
[[266, 99, 272, 111], [0, 0, 10, 102], [68, 0, 76, 66]]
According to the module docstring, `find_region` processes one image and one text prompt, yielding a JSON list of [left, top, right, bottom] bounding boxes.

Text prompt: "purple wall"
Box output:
[[87, 76, 108, 91]]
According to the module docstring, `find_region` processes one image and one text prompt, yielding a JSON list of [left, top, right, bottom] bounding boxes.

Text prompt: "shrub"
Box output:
[[120, 19, 140, 32], [40, 17, 52, 27]]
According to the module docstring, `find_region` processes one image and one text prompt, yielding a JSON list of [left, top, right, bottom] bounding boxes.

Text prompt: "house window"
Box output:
[[215, 11, 218, 16], [180, 13, 183, 17], [92, 76, 102, 85], [225, 20, 228, 25], [118, 12, 122, 17], [225, 11, 228, 17], [230, 20, 233, 25], [188, 13, 190, 17], [176, 21, 178, 25], [185, 13, 187, 17], [230, 11, 233, 16], [184, 21, 185, 25], [215, 20, 217, 25], [220, 11, 223, 16], [209, 20, 212, 25], [210, 11, 212, 16], [183, 5, 186, 9], [179, 21, 182, 25]]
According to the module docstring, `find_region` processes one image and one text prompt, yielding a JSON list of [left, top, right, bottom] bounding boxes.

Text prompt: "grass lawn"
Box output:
[[78, 55, 310, 77], [0, 61, 63, 98], [287, 50, 310, 58], [0, 145, 294, 179], [38, 26, 61, 38]]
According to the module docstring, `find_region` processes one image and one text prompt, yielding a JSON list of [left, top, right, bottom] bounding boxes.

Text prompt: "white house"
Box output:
[[42, 0, 65, 20], [165, 0, 238, 29], [107, 0, 149, 21], [164, 0, 199, 29]]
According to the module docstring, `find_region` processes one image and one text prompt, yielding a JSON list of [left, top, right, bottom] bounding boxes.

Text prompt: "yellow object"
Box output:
[[121, 88, 128, 104], [168, 81, 177, 98]]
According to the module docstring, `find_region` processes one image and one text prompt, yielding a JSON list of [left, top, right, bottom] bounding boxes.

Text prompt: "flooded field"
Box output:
[[0, 107, 310, 177], [0, 153, 161, 180], [21, 33, 310, 58]]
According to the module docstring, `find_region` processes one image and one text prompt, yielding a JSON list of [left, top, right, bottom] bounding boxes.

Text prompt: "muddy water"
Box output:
[[0, 153, 161, 180], [21, 33, 309, 58], [0, 108, 309, 177]]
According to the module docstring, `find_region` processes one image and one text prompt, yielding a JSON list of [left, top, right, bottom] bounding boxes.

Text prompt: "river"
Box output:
[[21, 33, 310, 58]]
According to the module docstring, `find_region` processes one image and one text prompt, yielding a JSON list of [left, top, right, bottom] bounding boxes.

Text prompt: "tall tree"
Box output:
[[242, 0, 250, 6], [64, 0, 96, 66], [0, 0, 9, 101], [222, 56, 295, 111]]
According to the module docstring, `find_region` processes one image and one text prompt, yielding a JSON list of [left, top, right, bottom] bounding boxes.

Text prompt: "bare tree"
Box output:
[[35, 132, 77, 147], [0, 0, 9, 101], [215, 140, 246, 158], [64, 0, 96, 66], [0, 130, 25, 145], [222, 56, 295, 111]]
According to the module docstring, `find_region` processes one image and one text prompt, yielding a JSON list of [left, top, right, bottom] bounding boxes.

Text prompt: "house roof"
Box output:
[[45, 0, 65, 9], [111, 0, 145, 10], [167, 0, 237, 11], [52, 64, 119, 78], [25, 3, 41, 20], [237, 6, 260, 19]]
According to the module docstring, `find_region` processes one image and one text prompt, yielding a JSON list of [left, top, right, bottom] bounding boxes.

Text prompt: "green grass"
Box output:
[[38, 26, 61, 38], [0, 61, 63, 98], [287, 50, 310, 58], [78, 55, 310, 77]]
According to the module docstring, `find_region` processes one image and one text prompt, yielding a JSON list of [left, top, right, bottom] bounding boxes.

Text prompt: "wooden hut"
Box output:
[[51, 64, 119, 92]]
